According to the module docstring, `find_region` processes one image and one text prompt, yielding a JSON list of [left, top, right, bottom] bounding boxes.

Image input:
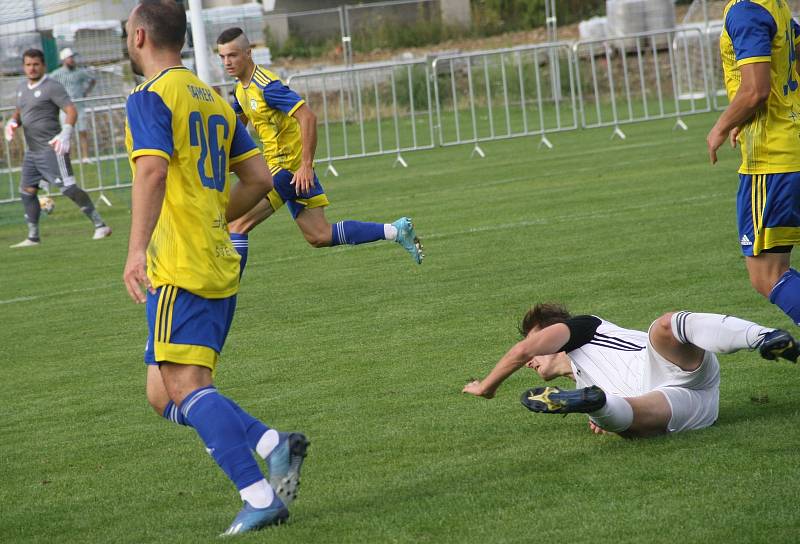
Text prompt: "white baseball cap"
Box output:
[[59, 48, 76, 61]]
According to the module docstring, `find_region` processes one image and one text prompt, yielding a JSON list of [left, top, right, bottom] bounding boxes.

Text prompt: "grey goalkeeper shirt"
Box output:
[[15, 75, 73, 152]]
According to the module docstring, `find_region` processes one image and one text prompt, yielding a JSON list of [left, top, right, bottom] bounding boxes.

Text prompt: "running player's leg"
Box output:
[[145, 287, 288, 530], [271, 168, 376, 248], [738, 173, 800, 324], [229, 197, 276, 235], [273, 168, 423, 261], [294, 206, 333, 247], [147, 362, 285, 462], [159, 362, 283, 512], [228, 197, 277, 276], [144, 287, 305, 510]]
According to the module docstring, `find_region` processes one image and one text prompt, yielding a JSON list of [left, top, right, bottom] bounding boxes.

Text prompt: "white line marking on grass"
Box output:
[[251, 190, 728, 268], [425, 191, 727, 239], [0, 283, 116, 305]]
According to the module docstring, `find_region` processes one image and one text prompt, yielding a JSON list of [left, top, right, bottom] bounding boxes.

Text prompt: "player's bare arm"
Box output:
[[227, 154, 274, 222], [123, 155, 167, 303], [62, 103, 78, 127], [238, 113, 248, 128], [462, 323, 571, 399], [707, 62, 771, 164], [290, 104, 318, 195]]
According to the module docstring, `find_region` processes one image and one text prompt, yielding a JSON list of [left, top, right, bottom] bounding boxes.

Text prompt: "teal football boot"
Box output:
[[221, 498, 289, 536], [392, 217, 424, 264], [266, 432, 309, 505]]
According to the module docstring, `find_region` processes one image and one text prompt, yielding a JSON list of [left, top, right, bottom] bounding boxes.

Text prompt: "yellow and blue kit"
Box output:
[[232, 65, 329, 218], [125, 65, 260, 369], [721, 0, 800, 255]]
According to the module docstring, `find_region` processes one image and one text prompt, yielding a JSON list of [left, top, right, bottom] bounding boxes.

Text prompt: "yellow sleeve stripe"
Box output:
[[131, 148, 171, 161], [256, 68, 273, 83], [253, 71, 271, 87], [737, 56, 771, 66], [229, 147, 261, 166], [288, 99, 305, 117]]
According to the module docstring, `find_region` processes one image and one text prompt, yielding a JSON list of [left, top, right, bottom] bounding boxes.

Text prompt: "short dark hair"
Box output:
[[217, 27, 244, 45], [135, 0, 186, 50], [519, 303, 571, 337], [22, 49, 45, 62]]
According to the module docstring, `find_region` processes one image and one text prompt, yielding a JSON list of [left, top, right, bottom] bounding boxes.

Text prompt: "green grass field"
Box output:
[[1, 111, 799, 543]]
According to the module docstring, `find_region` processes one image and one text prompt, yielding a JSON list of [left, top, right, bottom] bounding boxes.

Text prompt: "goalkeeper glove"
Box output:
[[4, 119, 18, 142], [49, 124, 73, 155]]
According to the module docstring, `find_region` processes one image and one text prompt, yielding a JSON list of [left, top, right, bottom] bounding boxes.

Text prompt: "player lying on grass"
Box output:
[[463, 303, 798, 438], [215, 27, 423, 272]]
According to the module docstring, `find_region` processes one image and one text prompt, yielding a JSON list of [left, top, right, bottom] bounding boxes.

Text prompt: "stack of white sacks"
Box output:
[[579, 0, 677, 42]]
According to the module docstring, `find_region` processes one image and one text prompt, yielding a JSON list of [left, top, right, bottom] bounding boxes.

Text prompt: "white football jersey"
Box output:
[[567, 317, 719, 397], [567, 318, 649, 397]]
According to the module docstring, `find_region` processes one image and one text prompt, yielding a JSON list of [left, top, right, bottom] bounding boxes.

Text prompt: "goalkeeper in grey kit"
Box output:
[[4, 48, 110, 248]]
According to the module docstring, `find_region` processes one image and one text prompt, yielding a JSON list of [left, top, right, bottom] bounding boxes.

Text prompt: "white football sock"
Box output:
[[239, 478, 275, 508], [384, 224, 398, 240], [255, 429, 280, 459], [589, 394, 634, 433], [671, 312, 773, 354]]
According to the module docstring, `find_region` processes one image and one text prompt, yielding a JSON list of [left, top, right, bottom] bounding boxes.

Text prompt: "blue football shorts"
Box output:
[[144, 285, 236, 372], [266, 168, 330, 219], [737, 172, 800, 257]]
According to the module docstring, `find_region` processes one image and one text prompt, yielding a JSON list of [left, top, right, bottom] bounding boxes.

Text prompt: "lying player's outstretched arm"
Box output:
[[123, 155, 167, 303], [228, 154, 273, 222], [463, 323, 571, 399]]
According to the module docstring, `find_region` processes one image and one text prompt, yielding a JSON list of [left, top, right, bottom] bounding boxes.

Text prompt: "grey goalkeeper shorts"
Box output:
[[20, 149, 76, 189]]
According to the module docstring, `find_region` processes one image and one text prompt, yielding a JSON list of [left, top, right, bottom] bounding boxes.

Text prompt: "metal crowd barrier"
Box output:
[[0, 25, 727, 205], [572, 26, 712, 139], [286, 59, 435, 175], [432, 42, 578, 154]]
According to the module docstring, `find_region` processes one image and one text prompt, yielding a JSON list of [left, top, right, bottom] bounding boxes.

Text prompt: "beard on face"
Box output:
[[129, 55, 143, 77]]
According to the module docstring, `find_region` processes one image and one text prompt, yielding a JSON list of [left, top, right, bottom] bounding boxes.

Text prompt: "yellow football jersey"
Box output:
[[232, 65, 306, 174], [721, 0, 800, 174], [125, 66, 260, 298]]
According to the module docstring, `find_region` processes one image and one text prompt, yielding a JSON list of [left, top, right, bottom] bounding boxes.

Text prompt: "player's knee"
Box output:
[[145, 386, 169, 417], [19, 186, 37, 195], [748, 272, 778, 298], [228, 218, 250, 235], [652, 313, 676, 342], [303, 229, 331, 248], [61, 184, 80, 199]]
